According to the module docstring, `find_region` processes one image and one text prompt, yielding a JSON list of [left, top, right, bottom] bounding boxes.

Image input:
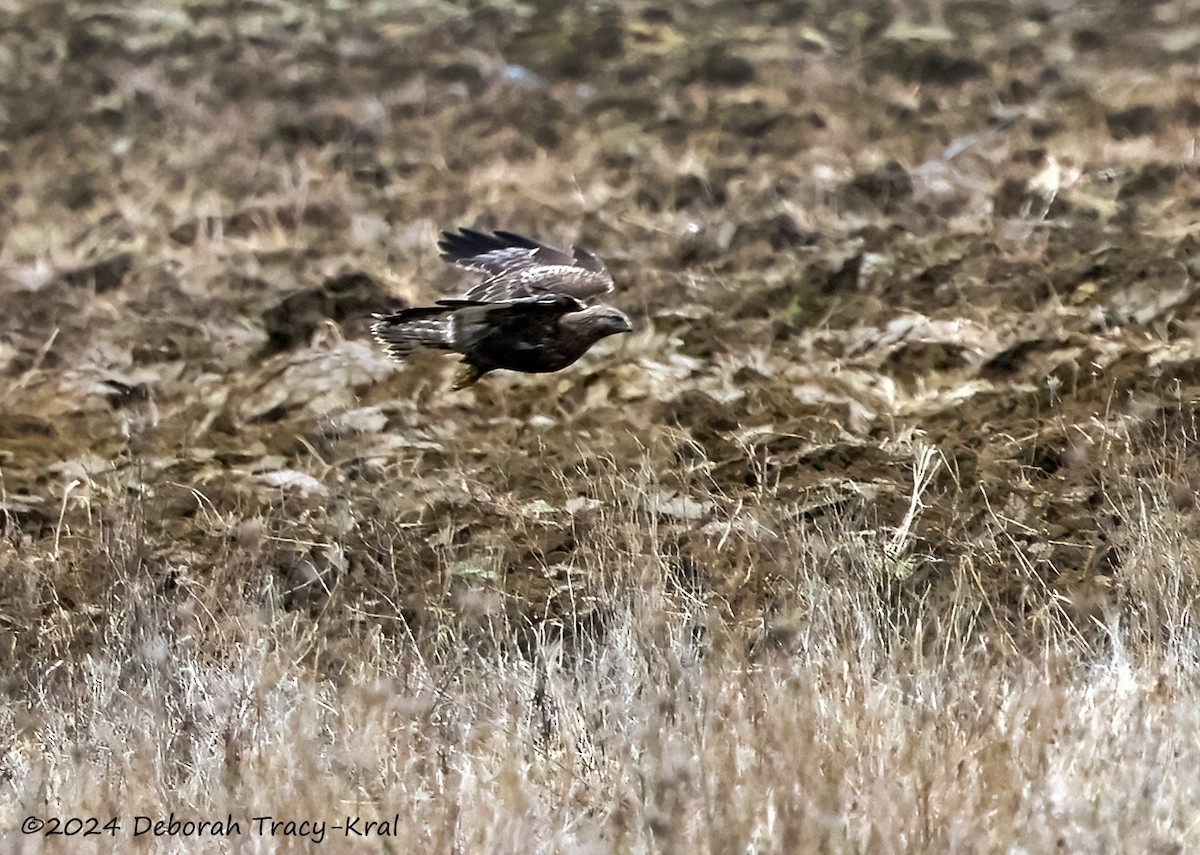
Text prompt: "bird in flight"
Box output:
[[372, 228, 633, 389]]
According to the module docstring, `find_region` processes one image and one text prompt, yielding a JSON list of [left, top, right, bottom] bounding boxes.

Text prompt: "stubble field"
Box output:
[[3, 0, 1200, 851]]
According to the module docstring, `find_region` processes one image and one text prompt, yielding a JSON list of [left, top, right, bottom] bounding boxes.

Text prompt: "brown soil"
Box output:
[[2, 0, 1200, 658]]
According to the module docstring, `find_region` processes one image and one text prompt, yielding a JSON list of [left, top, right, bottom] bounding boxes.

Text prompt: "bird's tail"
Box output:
[[371, 307, 455, 358]]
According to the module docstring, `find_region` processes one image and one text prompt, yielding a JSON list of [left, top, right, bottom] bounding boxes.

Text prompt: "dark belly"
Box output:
[[470, 330, 588, 374]]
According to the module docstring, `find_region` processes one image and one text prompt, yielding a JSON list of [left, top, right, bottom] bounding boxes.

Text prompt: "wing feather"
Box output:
[[437, 293, 586, 313], [438, 228, 615, 303], [443, 293, 585, 350], [438, 228, 569, 274]]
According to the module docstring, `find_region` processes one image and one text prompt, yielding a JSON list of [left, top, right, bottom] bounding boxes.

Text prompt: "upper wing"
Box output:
[[439, 228, 572, 275], [435, 292, 586, 318], [437, 228, 614, 303]]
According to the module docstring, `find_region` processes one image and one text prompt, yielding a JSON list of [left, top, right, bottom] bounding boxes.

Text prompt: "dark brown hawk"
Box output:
[[372, 228, 633, 389]]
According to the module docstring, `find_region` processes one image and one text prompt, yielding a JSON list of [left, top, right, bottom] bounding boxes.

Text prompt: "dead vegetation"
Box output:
[[3, 0, 1200, 850]]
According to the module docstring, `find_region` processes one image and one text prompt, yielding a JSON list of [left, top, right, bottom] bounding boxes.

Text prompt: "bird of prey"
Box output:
[[372, 228, 633, 389]]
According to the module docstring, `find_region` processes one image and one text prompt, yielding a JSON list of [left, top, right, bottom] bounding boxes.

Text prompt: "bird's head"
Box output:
[[577, 305, 634, 339]]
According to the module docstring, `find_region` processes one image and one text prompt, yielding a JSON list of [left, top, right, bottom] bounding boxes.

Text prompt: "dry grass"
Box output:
[[4, 429, 1200, 853], [4, 0, 1200, 850]]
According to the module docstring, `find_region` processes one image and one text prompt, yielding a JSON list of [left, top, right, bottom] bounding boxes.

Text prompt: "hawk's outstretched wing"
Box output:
[[437, 228, 614, 303], [372, 227, 631, 389], [434, 293, 587, 346]]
